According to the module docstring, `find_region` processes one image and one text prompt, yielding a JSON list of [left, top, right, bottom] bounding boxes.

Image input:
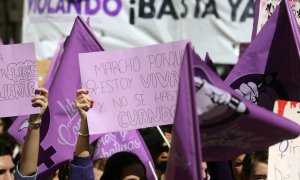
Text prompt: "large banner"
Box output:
[[22, 0, 255, 64]]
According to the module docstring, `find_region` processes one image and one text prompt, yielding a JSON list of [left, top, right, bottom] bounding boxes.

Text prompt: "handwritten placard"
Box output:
[[79, 40, 188, 134], [0, 43, 39, 117], [256, 0, 300, 34], [268, 100, 300, 180]]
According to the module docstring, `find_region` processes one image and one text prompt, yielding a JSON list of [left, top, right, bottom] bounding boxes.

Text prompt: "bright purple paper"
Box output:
[[79, 40, 188, 134], [192, 46, 300, 161], [226, 0, 300, 111], [166, 43, 203, 180], [93, 130, 155, 180], [8, 40, 65, 144], [0, 43, 39, 117]]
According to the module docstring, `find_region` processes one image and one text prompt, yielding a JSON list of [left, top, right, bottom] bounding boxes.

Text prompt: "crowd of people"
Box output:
[[0, 87, 270, 180]]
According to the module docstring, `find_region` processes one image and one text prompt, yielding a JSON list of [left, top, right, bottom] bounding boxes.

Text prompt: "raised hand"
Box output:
[[74, 89, 94, 120]]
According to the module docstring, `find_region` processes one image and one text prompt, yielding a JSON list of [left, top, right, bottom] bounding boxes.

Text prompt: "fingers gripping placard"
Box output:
[[79, 41, 188, 134]]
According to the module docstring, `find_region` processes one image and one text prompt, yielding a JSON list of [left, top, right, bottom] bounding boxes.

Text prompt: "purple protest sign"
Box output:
[[8, 40, 65, 144], [0, 43, 39, 117], [192, 46, 300, 161], [166, 43, 203, 180], [93, 130, 156, 180], [226, 0, 300, 111], [79, 40, 188, 134]]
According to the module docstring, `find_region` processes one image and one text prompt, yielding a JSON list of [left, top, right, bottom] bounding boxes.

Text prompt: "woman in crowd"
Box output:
[[69, 88, 147, 180], [232, 154, 246, 180], [241, 150, 268, 180]]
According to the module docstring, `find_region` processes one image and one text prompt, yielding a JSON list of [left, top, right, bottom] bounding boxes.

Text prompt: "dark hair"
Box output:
[[242, 150, 268, 180], [100, 151, 147, 180], [0, 135, 13, 157], [0, 117, 13, 133]]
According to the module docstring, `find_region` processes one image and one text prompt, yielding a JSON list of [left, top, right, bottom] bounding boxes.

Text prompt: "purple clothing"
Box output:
[[69, 156, 94, 180], [14, 164, 37, 180]]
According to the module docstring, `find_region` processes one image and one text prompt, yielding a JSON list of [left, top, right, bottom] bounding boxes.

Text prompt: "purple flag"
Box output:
[[204, 52, 217, 73], [225, 0, 300, 111], [43, 39, 65, 90], [93, 130, 156, 180], [166, 43, 203, 180], [193, 47, 300, 161], [8, 40, 65, 144], [35, 16, 104, 177], [203, 54, 234, 180]]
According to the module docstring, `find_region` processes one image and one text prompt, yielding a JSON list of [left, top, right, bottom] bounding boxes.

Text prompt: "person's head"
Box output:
[[100, 151, 146, 180], [232, 154, 246, 180], [242, 150, 268, 180], [0, 118, 12, 134], [141, 126, 171, 174], [0, 140, 14, 180]]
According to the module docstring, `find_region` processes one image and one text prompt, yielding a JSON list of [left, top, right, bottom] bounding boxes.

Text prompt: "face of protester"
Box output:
[[232, 154, 245, 180], [0, 155, 14, 180], [120, 163, 146, 180], [248, 161, 268, 180]]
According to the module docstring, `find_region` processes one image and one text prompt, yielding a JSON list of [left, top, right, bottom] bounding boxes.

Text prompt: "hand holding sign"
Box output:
[[74, 89, 94, 120], [29, 88, 49, 122]]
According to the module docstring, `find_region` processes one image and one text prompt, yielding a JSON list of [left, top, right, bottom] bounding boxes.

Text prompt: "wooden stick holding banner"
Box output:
[[156, 126, 171, 148], [148, 161, 158, 180]]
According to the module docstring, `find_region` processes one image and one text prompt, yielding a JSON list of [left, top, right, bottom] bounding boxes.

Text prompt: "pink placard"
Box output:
[[0, 43, 39, 117], [79, 40, 188, 134]]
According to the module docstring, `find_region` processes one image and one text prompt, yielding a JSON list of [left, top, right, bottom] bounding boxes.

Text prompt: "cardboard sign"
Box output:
[[268, 100, 300, 180], [79, 40, 188, 134], [0, 43, 39, 117]]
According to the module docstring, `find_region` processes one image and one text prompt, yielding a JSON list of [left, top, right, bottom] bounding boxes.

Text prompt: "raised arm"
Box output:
[[74, 88, 93, 157], [19, 88, 48, 176], [69, 89, 94, 180]]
